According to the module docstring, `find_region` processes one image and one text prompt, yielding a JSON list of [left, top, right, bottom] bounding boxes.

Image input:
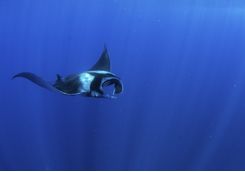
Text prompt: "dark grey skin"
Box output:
[[12, 47, 123, 99]]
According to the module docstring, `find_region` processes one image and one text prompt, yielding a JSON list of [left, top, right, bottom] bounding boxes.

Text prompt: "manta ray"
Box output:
[[12, 47, 123, 99]]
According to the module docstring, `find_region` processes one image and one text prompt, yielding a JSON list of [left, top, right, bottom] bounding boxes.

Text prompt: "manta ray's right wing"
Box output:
[[12, 72, 58, 92], [89, 46, 111, 71]]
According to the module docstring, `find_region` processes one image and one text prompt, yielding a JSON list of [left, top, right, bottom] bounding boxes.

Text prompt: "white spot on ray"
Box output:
[[79, 72, 94, 93]]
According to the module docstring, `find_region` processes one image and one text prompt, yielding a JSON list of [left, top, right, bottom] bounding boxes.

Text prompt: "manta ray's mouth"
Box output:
[[103, 85, 116, 96], [101, 78, 123, 96]]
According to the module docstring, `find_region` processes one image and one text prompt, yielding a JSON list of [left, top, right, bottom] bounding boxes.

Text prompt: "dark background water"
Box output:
[[0, 0, 245, 170]]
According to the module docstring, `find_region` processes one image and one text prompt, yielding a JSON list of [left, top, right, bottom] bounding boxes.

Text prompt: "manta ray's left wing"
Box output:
[[12, 72, 58, 92]]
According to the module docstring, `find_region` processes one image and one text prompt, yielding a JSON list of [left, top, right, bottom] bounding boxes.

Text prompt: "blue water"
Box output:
[[0, 0, 245, 170]]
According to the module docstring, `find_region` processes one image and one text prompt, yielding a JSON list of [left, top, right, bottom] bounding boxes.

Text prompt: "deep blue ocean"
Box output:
[[0, 0, 245, 170]]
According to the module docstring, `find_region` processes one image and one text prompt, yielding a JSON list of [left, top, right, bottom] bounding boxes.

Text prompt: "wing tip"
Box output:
[[12, 73, 21, 80], [89, 46, 111, 71]]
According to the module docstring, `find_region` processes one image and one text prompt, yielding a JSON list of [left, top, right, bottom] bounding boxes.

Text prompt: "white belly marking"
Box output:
[[79, 72, 94, 93]]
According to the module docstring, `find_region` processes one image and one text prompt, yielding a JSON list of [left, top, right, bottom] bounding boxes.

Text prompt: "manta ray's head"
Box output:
[[85, 70, 123, 99]]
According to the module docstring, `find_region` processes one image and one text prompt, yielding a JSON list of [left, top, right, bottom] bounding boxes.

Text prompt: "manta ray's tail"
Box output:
[[12, 72, 57, 92]]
